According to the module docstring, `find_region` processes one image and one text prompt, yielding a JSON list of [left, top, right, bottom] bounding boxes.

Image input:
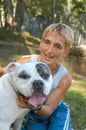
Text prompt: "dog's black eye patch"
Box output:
[[36, 63, 50, 80], [18, 71, 30, 79]]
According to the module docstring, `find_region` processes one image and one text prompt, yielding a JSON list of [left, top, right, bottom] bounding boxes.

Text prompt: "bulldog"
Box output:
[[0, 62, 52, 130]]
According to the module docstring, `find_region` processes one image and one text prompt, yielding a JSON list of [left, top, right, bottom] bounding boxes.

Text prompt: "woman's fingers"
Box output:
[[16, 97, 29, 108], [16, 97, 41, 110]]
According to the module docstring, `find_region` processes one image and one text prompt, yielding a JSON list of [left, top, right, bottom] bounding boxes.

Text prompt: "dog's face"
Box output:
[[6, 62, 53, 107]]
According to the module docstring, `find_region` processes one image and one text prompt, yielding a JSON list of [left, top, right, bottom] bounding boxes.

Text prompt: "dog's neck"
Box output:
[[7, 75, 18, 95]]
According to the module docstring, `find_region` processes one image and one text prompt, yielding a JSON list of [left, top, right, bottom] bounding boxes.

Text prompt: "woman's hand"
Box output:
[[17, 96, 29, 108], [0, 67, 5, 76]]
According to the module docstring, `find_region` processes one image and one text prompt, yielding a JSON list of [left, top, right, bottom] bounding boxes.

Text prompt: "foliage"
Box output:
[[71, 0, 86, 37], [0, 28, 25, 43], [0, 0, 24, 31], [0, 28, 40, 44], [69, 46, 86, 57], [0, 0, 86, 44], [22, 32, 40, 44], [23, 0, 86, 43]]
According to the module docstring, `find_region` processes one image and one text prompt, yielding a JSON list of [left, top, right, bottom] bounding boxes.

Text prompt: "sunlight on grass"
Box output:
[[64, 80, 86, 130]]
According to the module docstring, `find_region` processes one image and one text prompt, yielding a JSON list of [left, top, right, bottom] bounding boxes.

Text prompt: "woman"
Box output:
[[0, 23, 74, 130]]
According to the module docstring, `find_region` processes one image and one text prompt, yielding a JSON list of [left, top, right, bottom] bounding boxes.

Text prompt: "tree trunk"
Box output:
[[4, 0, 13, 29], [13, 0, 24, 31]]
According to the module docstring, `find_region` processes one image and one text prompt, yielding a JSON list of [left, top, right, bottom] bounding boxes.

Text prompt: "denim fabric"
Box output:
[[21, 101, 72, 130]]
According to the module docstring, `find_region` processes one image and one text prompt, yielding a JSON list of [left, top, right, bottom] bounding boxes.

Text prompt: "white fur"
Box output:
[[0, 62, 52, 130]]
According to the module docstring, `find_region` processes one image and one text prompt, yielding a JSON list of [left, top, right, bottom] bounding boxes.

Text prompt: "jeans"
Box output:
[[21, 101, 72, 130]]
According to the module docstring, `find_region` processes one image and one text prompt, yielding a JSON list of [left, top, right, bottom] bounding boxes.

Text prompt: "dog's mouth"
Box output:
[[17, 91, 47, 107], [28, 92, 47, 107]]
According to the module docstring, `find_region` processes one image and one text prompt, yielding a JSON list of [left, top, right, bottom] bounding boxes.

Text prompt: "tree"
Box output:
[[13, 0, 24, 31], [4, 0, 13, 29], [0, 0, 24, 31]]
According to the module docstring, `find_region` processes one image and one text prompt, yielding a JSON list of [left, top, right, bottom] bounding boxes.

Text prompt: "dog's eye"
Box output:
[[36, 63, 50, 80], [18, 71, 30, 79], [42, 73, 49, 80]]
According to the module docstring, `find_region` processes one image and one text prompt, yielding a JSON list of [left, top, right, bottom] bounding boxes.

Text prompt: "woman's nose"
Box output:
[[47, 45, 53, 53]]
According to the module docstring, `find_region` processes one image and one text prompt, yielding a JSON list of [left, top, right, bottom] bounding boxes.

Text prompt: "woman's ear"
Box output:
[[40, 42, 42, 48], [63, 48, 70, 57]]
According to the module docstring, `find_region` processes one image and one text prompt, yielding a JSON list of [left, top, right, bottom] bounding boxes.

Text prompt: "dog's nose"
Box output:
[[33, 80, 44, 92]]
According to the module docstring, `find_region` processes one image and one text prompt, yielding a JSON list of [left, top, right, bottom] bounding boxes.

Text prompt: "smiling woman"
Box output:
[[0, 23, 74, 130]]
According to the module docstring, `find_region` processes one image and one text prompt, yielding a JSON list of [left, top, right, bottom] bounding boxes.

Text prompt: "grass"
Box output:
[[0, 28, 40, 44], [0, 28, 25, 43], [64, 80, 86, 130]]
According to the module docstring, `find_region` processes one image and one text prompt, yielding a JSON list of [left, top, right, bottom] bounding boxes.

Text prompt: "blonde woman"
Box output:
[[0, 23, 74, 130]]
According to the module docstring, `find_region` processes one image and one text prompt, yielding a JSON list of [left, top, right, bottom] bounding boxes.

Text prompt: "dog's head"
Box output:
[[5, 62, 53, 107]]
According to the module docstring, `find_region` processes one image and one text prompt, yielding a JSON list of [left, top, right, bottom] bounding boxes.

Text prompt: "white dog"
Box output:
[[0, 62, 52, 130]]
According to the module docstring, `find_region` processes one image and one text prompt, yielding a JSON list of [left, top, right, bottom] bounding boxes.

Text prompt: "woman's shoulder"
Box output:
[[59, 64, 68, 72], [16, 54, 39, 64], [52, 64, 69, 88], [16, 55, 31, 64], [59, 64, 72, 82], [57, 64, 72, 85], [55, 64, 68, 78]]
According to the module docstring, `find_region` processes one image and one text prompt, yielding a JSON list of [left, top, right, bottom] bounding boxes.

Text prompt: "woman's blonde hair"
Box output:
[[42, 23, 74, 48]]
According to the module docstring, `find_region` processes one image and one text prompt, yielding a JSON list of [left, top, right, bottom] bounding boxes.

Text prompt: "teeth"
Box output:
[[38, 93, 42, 96], [37, 93, 43, 96]]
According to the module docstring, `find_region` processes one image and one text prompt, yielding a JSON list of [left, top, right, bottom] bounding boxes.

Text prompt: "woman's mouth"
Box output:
[[44, 54, 53, 61]]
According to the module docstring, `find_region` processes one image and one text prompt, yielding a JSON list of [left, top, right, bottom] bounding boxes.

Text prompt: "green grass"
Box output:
[[0, 28, 25, 43], [64, 80, 86, 130], [0, 28, 40, 44]]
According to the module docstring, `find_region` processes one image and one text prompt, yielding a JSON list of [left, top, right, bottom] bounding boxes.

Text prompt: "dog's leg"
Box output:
[[12, 118, 24, 130]]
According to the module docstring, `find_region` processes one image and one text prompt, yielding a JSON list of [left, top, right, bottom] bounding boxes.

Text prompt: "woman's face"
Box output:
[[40, 31, 69, 66]]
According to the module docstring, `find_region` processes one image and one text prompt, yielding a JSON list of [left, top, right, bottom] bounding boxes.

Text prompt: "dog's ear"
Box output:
[[4, 62, 20, 73]]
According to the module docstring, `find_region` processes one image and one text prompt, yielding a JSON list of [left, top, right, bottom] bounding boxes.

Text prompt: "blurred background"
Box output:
[[0, 0, 86, 129]]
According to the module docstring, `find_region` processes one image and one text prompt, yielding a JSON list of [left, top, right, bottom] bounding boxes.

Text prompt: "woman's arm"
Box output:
[[16, 56, 30, 63], [0, 67, 4, 76], [34, 72, 72, 117]]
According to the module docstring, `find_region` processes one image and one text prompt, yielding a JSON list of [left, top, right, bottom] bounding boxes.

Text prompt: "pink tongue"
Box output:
[[28, 94, 47, 107]]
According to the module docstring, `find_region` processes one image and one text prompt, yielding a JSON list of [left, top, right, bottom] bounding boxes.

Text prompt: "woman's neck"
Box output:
[[49, 63, 60, 76]]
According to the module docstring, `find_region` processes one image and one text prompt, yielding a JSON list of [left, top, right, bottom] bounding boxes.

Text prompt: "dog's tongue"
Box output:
[[28, 93, 47, 107]]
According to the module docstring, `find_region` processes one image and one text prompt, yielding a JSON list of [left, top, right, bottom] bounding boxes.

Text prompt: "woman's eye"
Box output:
[[55, 44, 62, 49], [44, 40, 50, 44]]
